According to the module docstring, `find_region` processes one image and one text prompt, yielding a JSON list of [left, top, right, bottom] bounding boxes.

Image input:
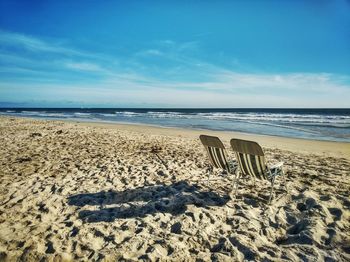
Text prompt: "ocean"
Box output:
[[1, 108, 350, 142]]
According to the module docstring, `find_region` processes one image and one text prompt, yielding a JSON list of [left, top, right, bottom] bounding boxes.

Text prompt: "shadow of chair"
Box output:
[[67, 181, 230, 222]]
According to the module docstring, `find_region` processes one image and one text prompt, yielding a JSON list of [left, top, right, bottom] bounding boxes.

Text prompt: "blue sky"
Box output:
[[0, 0, 350, 108]]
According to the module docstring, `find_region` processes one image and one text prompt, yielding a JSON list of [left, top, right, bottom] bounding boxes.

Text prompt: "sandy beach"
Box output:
[[0, 116, 349, 261]]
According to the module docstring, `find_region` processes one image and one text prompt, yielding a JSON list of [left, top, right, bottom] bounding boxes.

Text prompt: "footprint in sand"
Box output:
[[327, 208, 342, 221]]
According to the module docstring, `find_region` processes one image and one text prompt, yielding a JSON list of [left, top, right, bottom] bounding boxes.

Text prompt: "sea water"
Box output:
[[1, 108, 349, 142]]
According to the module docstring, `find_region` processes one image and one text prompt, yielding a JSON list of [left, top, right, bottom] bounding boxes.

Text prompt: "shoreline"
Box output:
[[1, 109, 349, 143], [2, 115, 350, 159]]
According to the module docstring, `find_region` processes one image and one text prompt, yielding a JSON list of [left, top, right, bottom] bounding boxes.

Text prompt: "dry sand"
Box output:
[[0, 116, 349, 261]]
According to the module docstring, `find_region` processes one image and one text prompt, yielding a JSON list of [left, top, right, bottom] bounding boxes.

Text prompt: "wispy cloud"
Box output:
[[0, 30, 80, 55], [1, 30, 349, 107], [199, 71, 350, 94], [135, 49, 164, 57], [0, 30, 110, 61], [3, 77, 350, 108], [0, 30, 116, 81], [65, 62, 105, 72]]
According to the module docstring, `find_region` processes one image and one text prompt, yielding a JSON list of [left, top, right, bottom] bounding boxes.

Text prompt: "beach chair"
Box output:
[[199, 135, 238, 186], [230, 138, 287, 204]]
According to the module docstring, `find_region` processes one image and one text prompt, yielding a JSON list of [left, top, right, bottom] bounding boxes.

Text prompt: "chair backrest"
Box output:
[[230, 138, 268, 180], [199, 135, 230, 171]]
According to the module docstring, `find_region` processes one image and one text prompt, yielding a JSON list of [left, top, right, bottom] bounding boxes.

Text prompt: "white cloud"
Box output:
[[136, 49, 163, 56], [0, 30, 110, 61], [199, 71, 350, 94], [3, 64, 349, 107], [65, 62, 104, 72], [158, 40, 175, 45], [1, 31, 349, 107], [0, 30, 78, 55]]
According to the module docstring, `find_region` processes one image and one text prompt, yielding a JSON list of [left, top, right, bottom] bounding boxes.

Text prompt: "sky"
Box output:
[[0, 0, 350, 108]]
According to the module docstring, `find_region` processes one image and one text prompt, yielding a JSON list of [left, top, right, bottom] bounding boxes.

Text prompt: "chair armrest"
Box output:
[[227, 160, 238, 173], [270, 162, 284, 169], [228, 159, 238, 168]]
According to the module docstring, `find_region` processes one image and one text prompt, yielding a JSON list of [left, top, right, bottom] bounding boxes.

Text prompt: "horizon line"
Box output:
[[1, 107, 349, 110]]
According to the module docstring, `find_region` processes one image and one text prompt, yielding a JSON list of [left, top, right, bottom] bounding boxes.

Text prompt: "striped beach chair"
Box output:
[[230, 138, 287, 204], [199, 135, 238, 186]]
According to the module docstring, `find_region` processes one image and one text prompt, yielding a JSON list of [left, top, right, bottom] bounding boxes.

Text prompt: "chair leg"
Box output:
[[207, 166, 213, 186], [233, 173, 241, 197], [232, 171, 238, 192], [282, 170, 288, 192], [207, 172, 210, 186], [268, 177, 276, 204]]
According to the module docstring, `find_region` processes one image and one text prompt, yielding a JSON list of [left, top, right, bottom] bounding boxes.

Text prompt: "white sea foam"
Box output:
[[1, 109, 349, 141], [110, 111, 350, 127], [115, 111, 142, 116], [100, 113, 116, 117], [20, 111, 42, 115], [74, 112, 92, 117], [5, 110, 350, 127], [195, 112, 350, 126]]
